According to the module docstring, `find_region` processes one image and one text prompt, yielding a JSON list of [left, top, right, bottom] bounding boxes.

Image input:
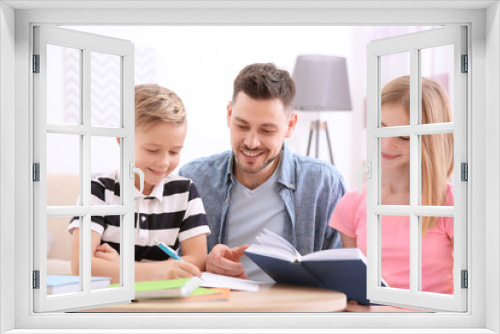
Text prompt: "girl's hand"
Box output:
[[344, 300, 429, 312], [94, 243, 120, 263], [159, 260, 202, 280], [344, 300, 373, 312]]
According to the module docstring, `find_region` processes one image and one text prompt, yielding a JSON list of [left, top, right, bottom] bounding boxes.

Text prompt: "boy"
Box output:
[[68, 84, 210, 283]]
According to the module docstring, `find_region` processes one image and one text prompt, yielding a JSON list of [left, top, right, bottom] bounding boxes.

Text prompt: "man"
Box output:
[[179, 63, 346, 281]]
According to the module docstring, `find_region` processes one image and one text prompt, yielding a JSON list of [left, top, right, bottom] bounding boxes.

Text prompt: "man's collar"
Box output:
[[225, 153, 235, 184], [276, 144, 295, 190]]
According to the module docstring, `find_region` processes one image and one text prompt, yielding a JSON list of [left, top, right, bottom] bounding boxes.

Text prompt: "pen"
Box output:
[[155, 239, 184, 262]]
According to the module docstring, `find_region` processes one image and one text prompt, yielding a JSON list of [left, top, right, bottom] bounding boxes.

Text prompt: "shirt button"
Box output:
[[289, 183, 294, 188], [141, 216, 146, 222]]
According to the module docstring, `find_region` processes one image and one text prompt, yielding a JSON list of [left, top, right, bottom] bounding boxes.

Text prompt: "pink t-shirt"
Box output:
[[330, 184, 454, 294]]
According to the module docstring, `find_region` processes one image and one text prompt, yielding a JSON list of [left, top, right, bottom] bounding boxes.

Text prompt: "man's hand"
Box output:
[[94, 243, 120, 263], [205, 244, 249, 278]]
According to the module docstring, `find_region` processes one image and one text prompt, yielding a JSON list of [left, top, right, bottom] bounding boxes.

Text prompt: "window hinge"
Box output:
[[461, 162, 468, 181], [461, 54, 468, 73], [33, 54, 40, 73], [461, 270, 468, 289], [33, 163, 40, 182], [33, 270, 40, 289]]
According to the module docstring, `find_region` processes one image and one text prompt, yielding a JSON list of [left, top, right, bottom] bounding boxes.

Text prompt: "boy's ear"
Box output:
[[116, 138, 121, 146]]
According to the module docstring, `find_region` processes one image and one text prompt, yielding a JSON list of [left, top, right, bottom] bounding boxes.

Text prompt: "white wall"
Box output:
[[52, 25, 447, 190], [56, 25, 359, 187]]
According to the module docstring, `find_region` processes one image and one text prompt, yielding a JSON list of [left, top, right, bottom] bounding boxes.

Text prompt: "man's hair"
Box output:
[[232, 63, 296, 115], [135, 84, 186, 131]]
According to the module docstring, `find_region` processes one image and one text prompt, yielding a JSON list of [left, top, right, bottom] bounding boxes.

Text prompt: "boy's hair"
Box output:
[[232, 63, 296, 116], [135, 84, 186, 131], [381, 75, 454, 237]]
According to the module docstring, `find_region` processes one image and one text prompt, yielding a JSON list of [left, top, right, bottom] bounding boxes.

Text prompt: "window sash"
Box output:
[[32, 25, 135, 312], [366, 25, 468, 312]]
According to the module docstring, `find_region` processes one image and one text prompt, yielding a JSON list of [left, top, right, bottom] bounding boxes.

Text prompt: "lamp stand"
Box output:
[[306, 120, 335, 165]]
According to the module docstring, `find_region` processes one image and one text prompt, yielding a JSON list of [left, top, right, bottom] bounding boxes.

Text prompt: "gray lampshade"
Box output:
[[292, 55, 352, 111]]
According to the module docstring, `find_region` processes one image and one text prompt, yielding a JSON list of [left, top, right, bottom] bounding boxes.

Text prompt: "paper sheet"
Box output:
[[199, 272, 263, 292]]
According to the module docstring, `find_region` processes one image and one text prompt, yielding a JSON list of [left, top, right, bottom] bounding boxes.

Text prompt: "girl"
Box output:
[[330, 76, 454, 311]]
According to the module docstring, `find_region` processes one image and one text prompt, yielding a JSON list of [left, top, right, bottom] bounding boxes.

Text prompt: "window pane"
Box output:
[[420, 133, 454, 206], [381, 215, 410, 291], [47, 44, 81, 125], [91, 52, 121, 128], [380, 51, 410, 124], [47, 216, 76, 276], [420, 45, 454, 124], [420, 216, 454, 295], [92, 215, 120, 290], [380, 136, 410, 205], [46, 133, 81, 206], [91, 136, 121, 206], [46, 216, 81, 296]]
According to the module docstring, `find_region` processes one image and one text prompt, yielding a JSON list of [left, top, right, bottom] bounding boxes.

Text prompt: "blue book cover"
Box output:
[[243, 252, 323, 288], [301, 258, 373, 305]]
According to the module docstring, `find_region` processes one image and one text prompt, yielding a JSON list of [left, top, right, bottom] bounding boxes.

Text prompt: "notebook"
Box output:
[[47, 275, 111, 295]]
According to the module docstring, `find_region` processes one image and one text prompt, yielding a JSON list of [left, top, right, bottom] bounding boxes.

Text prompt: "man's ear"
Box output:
[[285, 112, 298, 138], [116, 137, 121, 146], [227, 101, 233, 127]]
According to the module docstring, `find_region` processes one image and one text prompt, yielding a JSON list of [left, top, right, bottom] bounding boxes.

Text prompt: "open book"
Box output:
[[244, 229, 387, 305]]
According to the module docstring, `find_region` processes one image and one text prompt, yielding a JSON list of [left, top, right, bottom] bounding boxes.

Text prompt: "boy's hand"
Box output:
[[161, 260, 202, 279], [94, 243, 120, 263], [205, 244, 249, 279]]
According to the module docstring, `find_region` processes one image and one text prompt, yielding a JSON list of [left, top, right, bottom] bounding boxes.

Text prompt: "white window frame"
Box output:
[[1, 1, 499, 333], [365, 26, 467, 311], [32, 25, 136, 312]]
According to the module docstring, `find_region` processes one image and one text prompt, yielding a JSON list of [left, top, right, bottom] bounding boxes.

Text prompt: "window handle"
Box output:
[[357, 161, 372, 194], [129, 162, 145, 194]]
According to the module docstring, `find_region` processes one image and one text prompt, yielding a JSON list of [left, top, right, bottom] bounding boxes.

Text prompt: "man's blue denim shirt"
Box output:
[[179, 144, 346, 256]]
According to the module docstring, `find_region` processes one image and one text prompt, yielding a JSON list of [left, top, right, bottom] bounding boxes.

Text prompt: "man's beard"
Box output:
[[234, 147, 281, 175]]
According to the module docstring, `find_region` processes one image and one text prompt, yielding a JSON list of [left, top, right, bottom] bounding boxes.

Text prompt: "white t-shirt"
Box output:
[[226, 163, 286, 282]]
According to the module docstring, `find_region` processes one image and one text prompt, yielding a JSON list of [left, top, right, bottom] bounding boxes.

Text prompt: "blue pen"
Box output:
[[155, 239, 184, 262]]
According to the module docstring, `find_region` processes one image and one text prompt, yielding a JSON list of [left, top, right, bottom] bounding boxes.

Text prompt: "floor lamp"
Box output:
[[292, 55, 352, 165]]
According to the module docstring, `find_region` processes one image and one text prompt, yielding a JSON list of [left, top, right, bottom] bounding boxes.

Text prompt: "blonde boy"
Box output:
[[68, 84, 210, 283]]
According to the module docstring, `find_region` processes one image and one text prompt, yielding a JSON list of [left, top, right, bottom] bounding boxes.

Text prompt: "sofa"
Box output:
[[46, 174, 79, 275]]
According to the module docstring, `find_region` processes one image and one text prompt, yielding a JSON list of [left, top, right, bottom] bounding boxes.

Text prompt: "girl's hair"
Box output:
[[134, 84, 186, 131], [381, 76, 454, 237]]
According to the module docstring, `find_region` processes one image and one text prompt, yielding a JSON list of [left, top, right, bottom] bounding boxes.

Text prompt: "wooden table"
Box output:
[[80, 284, 347, 312]]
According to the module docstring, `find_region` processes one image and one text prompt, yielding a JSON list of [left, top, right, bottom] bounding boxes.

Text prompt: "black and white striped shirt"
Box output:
[[68, 170, 210, 262]]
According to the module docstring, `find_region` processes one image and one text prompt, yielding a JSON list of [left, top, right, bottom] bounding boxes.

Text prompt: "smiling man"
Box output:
[[179, 63, 346, 281]]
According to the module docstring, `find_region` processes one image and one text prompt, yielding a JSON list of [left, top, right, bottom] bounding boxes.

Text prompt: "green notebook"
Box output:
[[108, 277, 216, 299]]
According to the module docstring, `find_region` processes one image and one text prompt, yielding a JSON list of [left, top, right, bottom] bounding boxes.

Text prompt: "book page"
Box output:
[[258, 228, 302, 259], [245, 244, 299, 262], [301, 248, 367, 263]]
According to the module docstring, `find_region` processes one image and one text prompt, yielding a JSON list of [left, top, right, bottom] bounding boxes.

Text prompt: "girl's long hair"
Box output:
[[381, 76, 454, 237]]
